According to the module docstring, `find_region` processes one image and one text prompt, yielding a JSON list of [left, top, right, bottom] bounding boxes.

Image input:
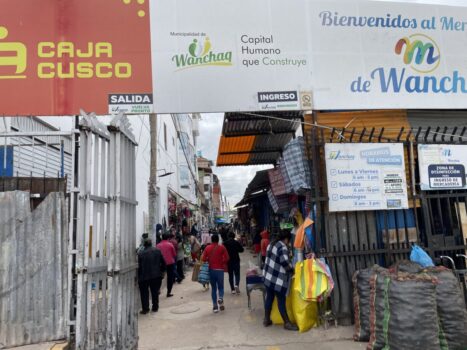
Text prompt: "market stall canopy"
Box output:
[[234, 169, 270, 207], [216, 112, 301, 166]]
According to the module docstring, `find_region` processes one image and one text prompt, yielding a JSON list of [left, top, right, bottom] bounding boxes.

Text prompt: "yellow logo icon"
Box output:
[[0, 26, 27, 79]]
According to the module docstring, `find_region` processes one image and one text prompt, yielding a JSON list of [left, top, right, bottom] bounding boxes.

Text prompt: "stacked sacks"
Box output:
[[353, 266, 383, 342], [367, 267, 391, 350], [354, 261, 467, 350], [423, 266, 467, 350], [384, 273, 440, 350], [389, 259, 423, 274], [392, 261, 467, 349]]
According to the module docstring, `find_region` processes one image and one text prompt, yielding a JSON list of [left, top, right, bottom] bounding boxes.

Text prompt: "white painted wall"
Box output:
[[155, 114, 180, 229]]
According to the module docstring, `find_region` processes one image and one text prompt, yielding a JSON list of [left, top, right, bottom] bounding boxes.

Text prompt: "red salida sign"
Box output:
[[0, 0, 152, 115]]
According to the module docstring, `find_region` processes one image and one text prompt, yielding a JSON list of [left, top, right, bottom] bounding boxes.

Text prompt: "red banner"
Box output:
[[0, 0, 152, 115]]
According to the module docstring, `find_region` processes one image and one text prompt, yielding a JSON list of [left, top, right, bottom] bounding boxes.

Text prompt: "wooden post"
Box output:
[[148, 114, 158, 236]]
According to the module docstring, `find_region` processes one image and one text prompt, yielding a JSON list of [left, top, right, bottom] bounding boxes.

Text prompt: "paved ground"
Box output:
[[139, 251, 366, 350]]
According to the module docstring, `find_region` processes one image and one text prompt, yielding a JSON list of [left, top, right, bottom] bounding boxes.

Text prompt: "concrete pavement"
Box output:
[[138, 251, 366, 350]]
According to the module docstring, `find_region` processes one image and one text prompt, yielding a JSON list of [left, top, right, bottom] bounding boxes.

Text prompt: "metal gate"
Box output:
[[306, 113, 467, 325], [69, 112, 138, 349]]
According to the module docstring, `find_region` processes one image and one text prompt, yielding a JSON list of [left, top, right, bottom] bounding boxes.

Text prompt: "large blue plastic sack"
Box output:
[[410, 245, 434, 267]]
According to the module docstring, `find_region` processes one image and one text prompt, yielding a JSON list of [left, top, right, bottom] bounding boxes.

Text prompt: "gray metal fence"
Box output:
[[0, 191, 68, 348], [0, 113, 138, 349], [70, 112, 138, 350]]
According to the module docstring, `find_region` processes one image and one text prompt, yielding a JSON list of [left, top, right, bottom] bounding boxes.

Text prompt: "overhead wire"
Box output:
[[171, 114, 205, 197]]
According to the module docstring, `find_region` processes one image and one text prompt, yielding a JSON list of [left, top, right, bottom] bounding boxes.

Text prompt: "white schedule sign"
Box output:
[[418, 144, 467, 190], [325, 143, 409, 212]]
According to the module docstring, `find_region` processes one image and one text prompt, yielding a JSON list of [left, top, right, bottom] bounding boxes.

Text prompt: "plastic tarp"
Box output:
[[282, 137, 311, 194], [268, 167, 287, 197]]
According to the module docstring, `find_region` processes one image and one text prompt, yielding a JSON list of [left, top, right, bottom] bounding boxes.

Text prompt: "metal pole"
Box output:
[[148, 114, 158, 237]]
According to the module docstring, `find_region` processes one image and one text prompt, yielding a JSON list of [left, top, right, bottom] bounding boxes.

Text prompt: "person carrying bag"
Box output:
[[201, 234, 230, 313]]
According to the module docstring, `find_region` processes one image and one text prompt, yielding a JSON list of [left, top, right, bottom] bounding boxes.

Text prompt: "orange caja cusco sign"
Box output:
[[0, 0, 152, 116]]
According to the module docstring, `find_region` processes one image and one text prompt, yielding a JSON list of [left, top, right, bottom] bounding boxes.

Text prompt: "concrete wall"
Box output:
[[155, 114, 180, 229]]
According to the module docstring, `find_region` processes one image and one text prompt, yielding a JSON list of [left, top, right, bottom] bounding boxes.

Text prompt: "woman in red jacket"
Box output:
[[202, 234, 229, 313]]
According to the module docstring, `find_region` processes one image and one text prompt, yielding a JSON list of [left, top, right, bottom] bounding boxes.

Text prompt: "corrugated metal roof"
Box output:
[[311, 110, 412, 142], [234, 169, 271, 206], [247, 169, 270, 193], [223, 111, 301, 136], [217, 112, 301, 166], [216, 153, 250, 166], [407, 110, 467, 143], [218, 135, 255, 153]]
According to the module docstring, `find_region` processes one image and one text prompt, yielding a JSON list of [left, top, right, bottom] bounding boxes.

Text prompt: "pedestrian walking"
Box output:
[[223, 231, 244, 294], [137, 233, 149, 254], [262, 230, 298, 331], [155, 223, 163, 244], [190, 234, 201, 261], [157, 233, 177, 297], [253, 228, 262, 256], [201, 226, 211, 247], [138, 238, 166, 314], [169, 231, 181, 282], [176, 232, 185, 282], [201, 234, 229, 313], [260, 229, 270, 268], [191, 221, 199, 237]]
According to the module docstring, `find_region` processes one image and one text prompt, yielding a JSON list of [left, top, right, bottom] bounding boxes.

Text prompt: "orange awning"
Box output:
[[216, 112, 301, 166]]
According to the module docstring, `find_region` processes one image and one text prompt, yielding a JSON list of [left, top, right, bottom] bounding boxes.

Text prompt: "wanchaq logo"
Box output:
[[329, 151, 355, 161], [172, 36, 232, 70], [394, 33, 440, 73]]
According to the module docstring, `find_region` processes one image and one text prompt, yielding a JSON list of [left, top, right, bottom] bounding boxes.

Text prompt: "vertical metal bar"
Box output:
[[384, 210, 391, 266], [450, 127, 458, 143], [107, 128, 116, 349], [359, 128, 366, 143], [67, 120, 79, 341], [408, 140, 421, 239], [75, 125, 88, 349], [32, 136, 36, 176], [61, 138, 65, 178], [459, 126, 466, 143], [45, 137, 49, 176], [441, 126, 448, 143], [310, 112, 323, 250], [2, 132, 6, 175], [436, 195, 445, 235]]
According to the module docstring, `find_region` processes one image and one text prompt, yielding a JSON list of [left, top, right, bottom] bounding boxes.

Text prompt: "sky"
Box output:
[[36, 114, 268, 216], [196, 114, 271, 208]]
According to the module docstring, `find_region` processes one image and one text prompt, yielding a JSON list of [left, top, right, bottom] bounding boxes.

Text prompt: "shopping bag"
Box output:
[[291, 288, 319, 332], [294, 258, 330, 302], [410, 244, 434, 267], [271, 294, 295, 325], [191, 261, 201, 282], [198, 262, 210, 284]]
